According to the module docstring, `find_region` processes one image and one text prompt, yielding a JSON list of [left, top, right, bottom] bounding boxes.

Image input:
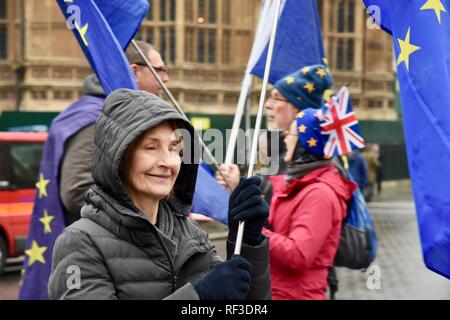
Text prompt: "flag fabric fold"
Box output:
[[19, 97, 105, 300], [249, 0, 325, 84], [191, 162, 230, 225], [363, 0, 450, 279], [56, 0, 149, 94]]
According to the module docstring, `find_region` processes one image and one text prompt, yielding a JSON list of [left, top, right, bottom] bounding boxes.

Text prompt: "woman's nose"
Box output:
[[156, 150, 178, 168]]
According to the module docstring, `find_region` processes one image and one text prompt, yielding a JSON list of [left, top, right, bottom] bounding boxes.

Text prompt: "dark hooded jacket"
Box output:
[[48, 89, 271, 300]]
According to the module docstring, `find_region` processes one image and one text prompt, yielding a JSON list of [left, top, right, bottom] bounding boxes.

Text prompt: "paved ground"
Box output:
[[334, 205, 450, 299], [211, 181, 450, 300], [332, 183, 450, 300], [1, 181, 448, 300], [0, 258, 22, 300]]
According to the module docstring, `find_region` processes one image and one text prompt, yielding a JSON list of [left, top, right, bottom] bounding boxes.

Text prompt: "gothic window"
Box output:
[[0, 0, 6, 60]]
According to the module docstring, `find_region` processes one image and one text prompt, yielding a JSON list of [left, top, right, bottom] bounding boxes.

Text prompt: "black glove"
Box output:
[[193, 256, 252, 300], [227, 176, 269, 246]]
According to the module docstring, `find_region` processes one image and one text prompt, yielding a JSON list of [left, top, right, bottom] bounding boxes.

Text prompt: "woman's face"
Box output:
[[121, 122, 183, 202]]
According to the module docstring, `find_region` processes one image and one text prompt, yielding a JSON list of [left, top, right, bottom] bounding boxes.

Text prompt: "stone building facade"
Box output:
[[0, 0, 396, 120]]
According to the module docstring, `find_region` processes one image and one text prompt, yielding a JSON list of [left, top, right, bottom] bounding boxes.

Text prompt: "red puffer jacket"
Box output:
[[263, 164, 357, 300]]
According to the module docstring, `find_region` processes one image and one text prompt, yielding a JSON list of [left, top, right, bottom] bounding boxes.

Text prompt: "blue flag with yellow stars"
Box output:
[[249, 0, 325, 84], [55, 0, 149, 94], [19, 96, 105, 300], [364, 0, 450, 279]]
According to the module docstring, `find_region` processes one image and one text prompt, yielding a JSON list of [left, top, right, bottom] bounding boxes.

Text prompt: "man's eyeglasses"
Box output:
[[135, 63, 168, 74], [268, 96, 289, 103]]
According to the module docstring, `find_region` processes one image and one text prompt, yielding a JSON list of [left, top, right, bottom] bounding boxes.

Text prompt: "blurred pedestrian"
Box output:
[[362, 144, 380, 202], [48, 89, 271, 300], [372, 143, 384, 195], [347, 150, 368, 191]]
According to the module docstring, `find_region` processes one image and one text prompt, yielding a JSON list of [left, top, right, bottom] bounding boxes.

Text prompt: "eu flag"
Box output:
[[56, 0, 150, 94], [249, 0, 325, 84], [364, 0, 450, 279], [192, 162, 230, 225], [19, 0, 149, 299]]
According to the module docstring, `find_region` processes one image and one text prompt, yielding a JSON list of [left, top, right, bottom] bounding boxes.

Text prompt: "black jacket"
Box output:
[[48, 89, 271, 300]]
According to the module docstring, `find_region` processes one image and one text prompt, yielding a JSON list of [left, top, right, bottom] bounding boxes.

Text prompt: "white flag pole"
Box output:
[[234, 0, 283, 255], [224, 74, 252, 165], [224, 0, 273, 166]]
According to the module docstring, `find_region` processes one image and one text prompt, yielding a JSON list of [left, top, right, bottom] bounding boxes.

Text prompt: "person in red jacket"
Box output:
[[263, 105, 358, 300]]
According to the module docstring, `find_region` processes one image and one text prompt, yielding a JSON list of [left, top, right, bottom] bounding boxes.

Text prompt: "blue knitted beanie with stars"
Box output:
[[274, 64, 333, 110]]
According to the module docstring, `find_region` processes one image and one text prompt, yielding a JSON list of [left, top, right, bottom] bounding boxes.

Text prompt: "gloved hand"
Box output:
[[193, 256, 252, 300], [227, 176, 269, 246]]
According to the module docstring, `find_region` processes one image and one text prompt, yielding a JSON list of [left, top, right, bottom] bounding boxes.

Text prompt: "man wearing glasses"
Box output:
[[59, 40, 170, 225], [128, 43, 169, 97], [217, 64, 333, 197]]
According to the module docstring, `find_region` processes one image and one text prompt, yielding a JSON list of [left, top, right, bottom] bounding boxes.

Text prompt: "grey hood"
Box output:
[[82, 74, 106, 98], [91, 89, 199, 216]]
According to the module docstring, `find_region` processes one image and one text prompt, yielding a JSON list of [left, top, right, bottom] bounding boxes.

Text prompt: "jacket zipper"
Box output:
[[131, 213, 177, 293], [152, 227, 177, 292]]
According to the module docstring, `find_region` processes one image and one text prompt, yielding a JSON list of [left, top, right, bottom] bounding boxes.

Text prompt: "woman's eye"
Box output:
[[170, 144, 183, 155], [145, 145, 156, 150]]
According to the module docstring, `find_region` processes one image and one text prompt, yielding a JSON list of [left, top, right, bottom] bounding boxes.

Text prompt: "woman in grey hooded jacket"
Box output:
[[48, 89, 271, 300]]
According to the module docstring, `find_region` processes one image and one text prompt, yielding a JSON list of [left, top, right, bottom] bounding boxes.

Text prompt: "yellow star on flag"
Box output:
[[285, 76, 295, 84], [298, 124, 307, 133], [397, 27, 421, 72], [324, 89, 334, 101], [297, 111, 305, 118], [35, 173, 50, 198], [301, 66, 311, 74], [304, 82, 315, 93], [420, 0, 446, 24], [307, 138, 318, 147], [25, 240, 47, 267], [39, 210, 55, 234], [316, 68, 326, 78], [75, 22, 89, 47]]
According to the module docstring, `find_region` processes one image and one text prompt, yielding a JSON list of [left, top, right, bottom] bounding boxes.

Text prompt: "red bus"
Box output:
[[0, 132, 47, 275]]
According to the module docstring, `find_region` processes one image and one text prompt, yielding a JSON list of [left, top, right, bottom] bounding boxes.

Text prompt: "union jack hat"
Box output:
[[296, 86, 365, 159]]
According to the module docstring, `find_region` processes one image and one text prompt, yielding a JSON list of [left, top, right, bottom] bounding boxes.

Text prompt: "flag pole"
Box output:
[[224, 73, 252, 165], [131, 40, 233, 190], [234, 0, 283, 255], [224, 0, 272, 165]]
